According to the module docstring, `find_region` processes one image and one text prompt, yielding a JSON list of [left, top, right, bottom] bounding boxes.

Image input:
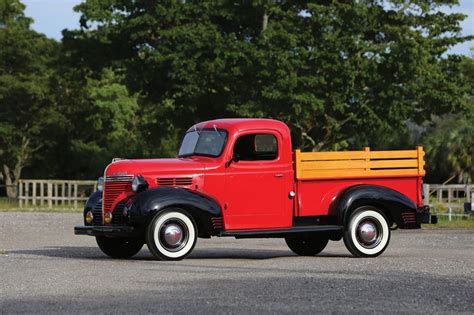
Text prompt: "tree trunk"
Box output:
[[261, 9, 269, 35], [2, 137, 31, 199], [3, 164, 19, 199]]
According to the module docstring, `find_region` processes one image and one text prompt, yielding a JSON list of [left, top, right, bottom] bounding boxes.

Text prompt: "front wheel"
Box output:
[[343, 206, 391, 257], [146, 208, 197, 261], [285, 235, 329, 256], [96, 236, 144, 259]]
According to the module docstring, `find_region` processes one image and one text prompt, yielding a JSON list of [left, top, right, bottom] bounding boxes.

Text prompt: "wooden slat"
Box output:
[[368, 150, 418, 159], [298, 151, 367, 161], [369, 159, 418, 169], [299, 168, 421, 179], [301, 160, 367, 170], [296, 147, 426, 179]]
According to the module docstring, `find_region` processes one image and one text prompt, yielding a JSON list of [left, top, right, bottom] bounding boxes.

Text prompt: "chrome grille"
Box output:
[[92, 201, 102, 225], [402, 212, 417, 225], [112, 201, 127, 225], [103, 176, 133, 214], [156, 177, 193, 187], [211, 217, 223, 230], [105, 175, 134, 182]]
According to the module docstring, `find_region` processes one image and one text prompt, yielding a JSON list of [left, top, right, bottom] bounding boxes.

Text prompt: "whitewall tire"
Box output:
[[343, 206, 390, 257], [146, 208, 197, 261]]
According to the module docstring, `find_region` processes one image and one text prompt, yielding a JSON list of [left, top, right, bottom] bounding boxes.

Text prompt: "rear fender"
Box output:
[[331, 185, 418, 229], [128, 187, 222, 237]]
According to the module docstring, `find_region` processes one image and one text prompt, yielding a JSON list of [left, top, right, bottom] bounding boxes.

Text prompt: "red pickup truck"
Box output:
[[75, 118, 436, 260]]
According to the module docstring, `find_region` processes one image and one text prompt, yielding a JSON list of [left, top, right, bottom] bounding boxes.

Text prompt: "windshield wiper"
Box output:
[[193, 125, 201, 135], [213, 124, 223, 139]]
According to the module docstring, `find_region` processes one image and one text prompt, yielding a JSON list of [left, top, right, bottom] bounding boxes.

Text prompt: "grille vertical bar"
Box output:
[[103, 175, 133, 214]]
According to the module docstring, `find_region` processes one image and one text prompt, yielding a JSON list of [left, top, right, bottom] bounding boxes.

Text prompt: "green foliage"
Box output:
[[68, 69, 142, 177], [0, 0, 64, 196], [63, 0, 470, 153], [422, 107, 474, 184]]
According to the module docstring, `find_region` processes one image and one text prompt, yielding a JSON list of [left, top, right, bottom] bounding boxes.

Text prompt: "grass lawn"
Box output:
[[0, 197, 83, 213]]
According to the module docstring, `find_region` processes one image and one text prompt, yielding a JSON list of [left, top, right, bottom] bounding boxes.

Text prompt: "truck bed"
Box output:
[[294, 147, 425, 217]]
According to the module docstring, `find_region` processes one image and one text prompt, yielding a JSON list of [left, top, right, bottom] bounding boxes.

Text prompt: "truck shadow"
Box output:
[[6, 246, 353, 260]]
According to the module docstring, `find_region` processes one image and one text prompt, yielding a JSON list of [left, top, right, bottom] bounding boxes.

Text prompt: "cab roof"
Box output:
[[189, 118, 290, 134]]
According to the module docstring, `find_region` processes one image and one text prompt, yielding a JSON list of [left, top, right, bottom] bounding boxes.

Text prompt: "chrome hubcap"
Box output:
[[356, 218, 382, 248], [358, 222, 377, 244], [159, 219, 189, 252], [163, 224, 183, 246]]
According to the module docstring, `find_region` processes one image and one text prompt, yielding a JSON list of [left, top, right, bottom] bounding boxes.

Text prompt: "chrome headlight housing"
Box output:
[[97, 177, 104, 192], [132, 175, 148, 193]]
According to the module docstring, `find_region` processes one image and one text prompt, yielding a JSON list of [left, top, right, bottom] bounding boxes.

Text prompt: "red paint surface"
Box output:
[[102, 118, 423, 230]]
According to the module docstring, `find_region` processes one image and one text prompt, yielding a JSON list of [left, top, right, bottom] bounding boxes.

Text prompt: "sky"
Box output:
[[24, 0, 474, 56]]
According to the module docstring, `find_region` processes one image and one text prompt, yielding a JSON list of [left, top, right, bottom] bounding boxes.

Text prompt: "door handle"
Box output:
[[275, 174, 284, 177]]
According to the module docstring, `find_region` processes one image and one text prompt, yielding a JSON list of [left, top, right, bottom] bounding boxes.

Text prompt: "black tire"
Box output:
[[96, 236, 143, 259], [146, 208, 197, 261], [285, 235, 329, 256], [343, 206, 391, 258]]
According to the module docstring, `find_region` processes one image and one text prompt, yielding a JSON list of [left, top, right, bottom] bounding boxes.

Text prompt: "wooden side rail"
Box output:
[[295, 146, 425, 179]]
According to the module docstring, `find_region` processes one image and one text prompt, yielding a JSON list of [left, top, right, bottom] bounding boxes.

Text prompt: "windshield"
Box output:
[[178, 129, 228, 158]]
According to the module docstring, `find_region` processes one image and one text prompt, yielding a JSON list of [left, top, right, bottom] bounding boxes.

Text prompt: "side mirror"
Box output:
[[232, 153, 240, 163], [226, 153, 240, 167]]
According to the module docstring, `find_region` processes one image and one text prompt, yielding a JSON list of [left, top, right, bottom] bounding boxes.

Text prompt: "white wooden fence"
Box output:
[[18, 179, 96, 209], [423, 184, 474, 220]]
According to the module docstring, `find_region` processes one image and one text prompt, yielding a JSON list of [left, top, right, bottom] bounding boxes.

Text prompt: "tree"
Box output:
[[62, 0, 471, 156], [0, 0, 63, 197], [66, 68, 142, 179]]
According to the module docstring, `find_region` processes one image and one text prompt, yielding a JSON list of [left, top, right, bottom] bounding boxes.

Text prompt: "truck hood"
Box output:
[[105, 158, 205, 178]]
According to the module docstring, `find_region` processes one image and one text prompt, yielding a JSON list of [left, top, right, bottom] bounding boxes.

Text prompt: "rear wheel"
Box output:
[[285, 235, 329, 256], [146, 208, 197, 261], [343, 206, 390, 257], [96, 236, 143, 259]]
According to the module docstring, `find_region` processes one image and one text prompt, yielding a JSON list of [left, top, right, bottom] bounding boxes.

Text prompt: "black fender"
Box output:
[[83, 191, 102, 225], [128, 187, 222, 237], [331, 185, 419, 229]]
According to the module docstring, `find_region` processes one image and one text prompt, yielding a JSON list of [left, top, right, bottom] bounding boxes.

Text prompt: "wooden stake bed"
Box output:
[[295, 146, 426, 179]]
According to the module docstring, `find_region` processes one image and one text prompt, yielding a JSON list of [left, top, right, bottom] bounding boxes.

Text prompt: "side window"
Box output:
[[233, 133, 278, 161]]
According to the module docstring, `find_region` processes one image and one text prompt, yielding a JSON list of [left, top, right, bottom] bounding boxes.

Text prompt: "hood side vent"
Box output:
[[157, 177, 193, 187]]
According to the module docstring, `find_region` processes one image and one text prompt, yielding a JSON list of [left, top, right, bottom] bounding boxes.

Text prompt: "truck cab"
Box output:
[[75, 118, 436, 260]]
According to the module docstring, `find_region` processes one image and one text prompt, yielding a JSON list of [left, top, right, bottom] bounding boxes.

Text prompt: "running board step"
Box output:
[[219, 225, 343, 239]]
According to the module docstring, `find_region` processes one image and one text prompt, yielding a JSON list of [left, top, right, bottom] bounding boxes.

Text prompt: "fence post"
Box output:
[[423, 184, 430, 206], [74, 184, 78, 209], [68, 183, 72, 206], [40, 182, 44, 206], [61, 183, 65, 206], [448, 207, 452, 222], [18, 180, 23, 208], [47, 182, 53, 209], [25, 181, 29, 206], [32, 182, 37, 206]]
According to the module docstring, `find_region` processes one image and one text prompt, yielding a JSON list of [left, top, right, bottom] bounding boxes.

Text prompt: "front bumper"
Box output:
[[74, 225, 137, 237], [420, 205, 438, 224]]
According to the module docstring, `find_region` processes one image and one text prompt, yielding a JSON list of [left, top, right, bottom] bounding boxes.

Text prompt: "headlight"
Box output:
[[97, 177, 104, 192], [132, 175, 148, 193]]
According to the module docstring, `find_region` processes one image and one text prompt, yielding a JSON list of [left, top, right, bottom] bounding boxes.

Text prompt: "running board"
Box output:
[[219, 225, 343, 239]]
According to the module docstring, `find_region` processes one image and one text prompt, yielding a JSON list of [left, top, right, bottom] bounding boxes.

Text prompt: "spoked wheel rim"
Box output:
[[158, 219, 189, 252], [355, 218, 383, 249]]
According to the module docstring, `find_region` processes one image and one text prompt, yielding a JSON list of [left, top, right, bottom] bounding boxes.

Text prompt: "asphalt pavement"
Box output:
[[0, 212, 473, 314]]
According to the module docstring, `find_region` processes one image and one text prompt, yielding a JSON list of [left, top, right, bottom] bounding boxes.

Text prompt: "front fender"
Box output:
[[128, 187, 222, 236], [332, 185, 418, 229]]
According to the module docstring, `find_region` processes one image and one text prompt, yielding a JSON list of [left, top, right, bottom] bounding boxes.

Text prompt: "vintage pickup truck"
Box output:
[[75, 118, 436, 260]]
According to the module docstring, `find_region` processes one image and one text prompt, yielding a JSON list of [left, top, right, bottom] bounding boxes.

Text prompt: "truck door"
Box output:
[[224, 131, 291, 230]]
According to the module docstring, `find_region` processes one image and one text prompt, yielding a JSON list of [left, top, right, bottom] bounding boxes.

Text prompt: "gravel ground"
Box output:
[[0, 212, 473, 314]]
